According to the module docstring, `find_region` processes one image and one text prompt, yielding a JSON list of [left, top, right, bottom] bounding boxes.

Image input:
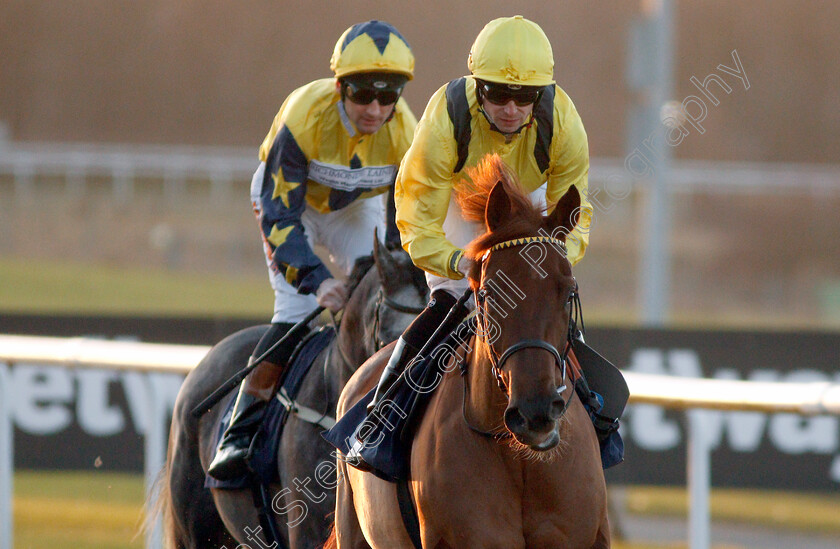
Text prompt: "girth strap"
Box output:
[[396, 479, 423, 549], [247, 473, 287, 549]]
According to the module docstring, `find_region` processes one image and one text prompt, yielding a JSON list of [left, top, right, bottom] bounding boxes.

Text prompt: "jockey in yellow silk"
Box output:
[[368, 15, 592, 410], [209, 20, 417, 481]]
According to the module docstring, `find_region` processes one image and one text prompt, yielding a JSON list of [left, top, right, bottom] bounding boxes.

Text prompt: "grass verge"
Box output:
[[623, 485, 840, 534], [0, 258, 271, 317], [11, 472, 840, 548], [4, 257, 838, 330], [14, 471, 145, 549]]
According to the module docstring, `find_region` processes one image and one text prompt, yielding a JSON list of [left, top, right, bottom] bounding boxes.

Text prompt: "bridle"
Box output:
[[475, 235, 581, 399], [371, 287, 427, 351], [332, 284, 427, 373]]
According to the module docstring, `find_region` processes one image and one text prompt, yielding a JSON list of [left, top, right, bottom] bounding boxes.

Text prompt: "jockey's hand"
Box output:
[[316, 278, 348, 314], [457, 254, 472, 277]]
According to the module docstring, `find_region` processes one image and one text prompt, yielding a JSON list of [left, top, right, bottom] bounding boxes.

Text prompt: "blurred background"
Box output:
[[2, 2, 840, 548], [2, 0, 839, 327]]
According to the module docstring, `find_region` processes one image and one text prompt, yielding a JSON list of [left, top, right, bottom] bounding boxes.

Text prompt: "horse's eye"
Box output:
[[556, 283, 570, 300], [562, 287, 574, 308]]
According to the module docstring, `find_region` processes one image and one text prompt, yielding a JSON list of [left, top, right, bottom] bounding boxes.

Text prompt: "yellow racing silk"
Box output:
[[395, 76, 591, 280], [256, 78, 417, 293]]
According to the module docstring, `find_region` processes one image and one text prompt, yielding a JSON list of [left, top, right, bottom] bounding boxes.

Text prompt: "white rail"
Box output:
[[2, 141, 840, 199], [1, 334, 840, 549]]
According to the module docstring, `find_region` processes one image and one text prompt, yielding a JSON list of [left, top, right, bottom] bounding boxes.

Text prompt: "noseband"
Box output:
[[491, 339, 569, 395]]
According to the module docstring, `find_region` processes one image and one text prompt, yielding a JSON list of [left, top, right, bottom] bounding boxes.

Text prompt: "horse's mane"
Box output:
[[345, 254, 375, 297], [344, 246, 426, 302], [454, 154, 546, 260]]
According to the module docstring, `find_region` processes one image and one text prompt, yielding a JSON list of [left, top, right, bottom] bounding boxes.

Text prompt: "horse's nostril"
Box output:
[[550, 396, 566, 419], [504, 407, 527, 433]]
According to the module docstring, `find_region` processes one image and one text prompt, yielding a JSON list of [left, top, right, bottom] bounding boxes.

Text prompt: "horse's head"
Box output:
[[369, 234, 429, 347], [342, 231, 428, 364], [458, 154, 581, 452]]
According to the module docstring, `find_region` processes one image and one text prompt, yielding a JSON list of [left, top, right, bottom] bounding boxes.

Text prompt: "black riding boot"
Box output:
[[207, 322, 301, 480], [367, 290, 466, 413], [206, 363, 279, 480], [367, 337, 419, 412]]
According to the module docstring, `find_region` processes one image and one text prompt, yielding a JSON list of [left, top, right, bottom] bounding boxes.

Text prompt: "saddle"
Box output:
[[205, 327, 336, 489], [322, 326, 464, 482]]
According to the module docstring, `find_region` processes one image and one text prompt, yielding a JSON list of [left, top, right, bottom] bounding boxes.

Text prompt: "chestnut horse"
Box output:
[[330, 155, 610, 548], [153, 236, 427, 549]]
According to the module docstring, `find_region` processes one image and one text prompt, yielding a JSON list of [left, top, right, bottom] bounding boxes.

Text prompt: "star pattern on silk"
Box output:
[[272, 169, 301, 208], [267, 224, 294, 248]]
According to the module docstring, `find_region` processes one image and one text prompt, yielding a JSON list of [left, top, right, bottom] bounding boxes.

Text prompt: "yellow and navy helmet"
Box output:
[[330, 20, 415, 80], [467, 15, 555, 87]]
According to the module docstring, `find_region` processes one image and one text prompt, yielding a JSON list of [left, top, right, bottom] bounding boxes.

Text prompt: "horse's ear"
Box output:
[[485, 180, 511, 232], [373, 227, 400, 287], [548, 184, 581, 236]]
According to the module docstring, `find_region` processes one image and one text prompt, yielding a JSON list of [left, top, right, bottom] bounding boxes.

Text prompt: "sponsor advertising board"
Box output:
[[1, 315, 838, 490]]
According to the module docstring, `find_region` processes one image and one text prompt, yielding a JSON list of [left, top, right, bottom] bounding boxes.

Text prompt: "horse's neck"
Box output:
[[332, 324, 366, 381], [464, 341, 509, 433], [336, 280, 377, 372], [316, 273, 390, 396]]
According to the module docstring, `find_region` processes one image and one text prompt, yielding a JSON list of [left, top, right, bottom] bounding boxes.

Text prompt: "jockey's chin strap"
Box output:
[[475, 84, 540, 139]]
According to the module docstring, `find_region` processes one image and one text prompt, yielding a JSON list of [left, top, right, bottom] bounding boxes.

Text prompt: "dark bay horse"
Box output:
[[155, 237, 428, 549], [330, 155, 610, 548]]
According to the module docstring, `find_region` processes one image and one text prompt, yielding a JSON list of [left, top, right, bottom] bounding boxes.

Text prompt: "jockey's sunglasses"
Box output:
[[343, 80, 403, 106], [479, 81, 543, 107]]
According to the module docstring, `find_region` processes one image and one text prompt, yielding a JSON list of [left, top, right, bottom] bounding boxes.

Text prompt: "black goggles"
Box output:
[[479, 81, 543, 107], [343, 80, 403, 106]]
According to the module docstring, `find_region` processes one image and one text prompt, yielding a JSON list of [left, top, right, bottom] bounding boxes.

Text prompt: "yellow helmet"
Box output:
[[467, 15, 555, 87], [330, 20, 415, 80]]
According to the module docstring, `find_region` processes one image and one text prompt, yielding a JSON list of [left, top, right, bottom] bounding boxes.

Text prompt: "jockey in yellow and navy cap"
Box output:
[[208, 20, 417, 482]]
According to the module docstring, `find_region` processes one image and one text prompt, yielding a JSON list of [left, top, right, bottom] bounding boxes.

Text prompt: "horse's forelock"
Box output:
[[455, 154, 545, 262]]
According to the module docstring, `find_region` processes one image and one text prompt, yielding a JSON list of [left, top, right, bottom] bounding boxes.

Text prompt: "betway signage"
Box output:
[[596, 328, 840, 491], [6, 366, 184, 471], [1, 316, 838, 490]]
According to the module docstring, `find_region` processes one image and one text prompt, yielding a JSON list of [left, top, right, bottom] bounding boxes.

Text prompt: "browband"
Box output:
[[482, 236, 567, 260]]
